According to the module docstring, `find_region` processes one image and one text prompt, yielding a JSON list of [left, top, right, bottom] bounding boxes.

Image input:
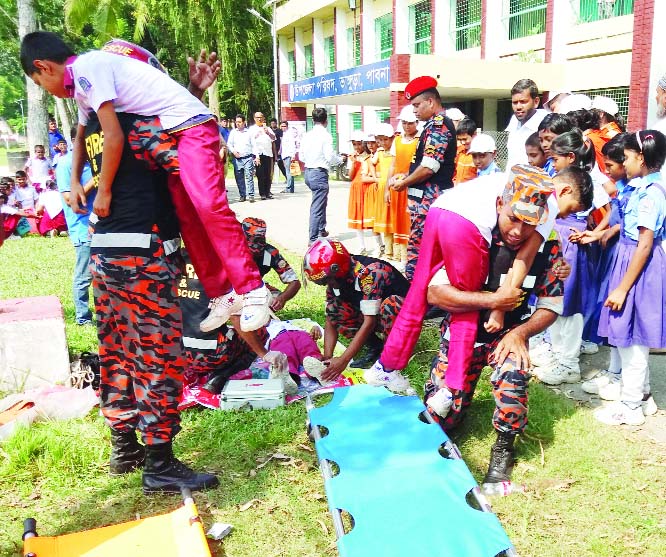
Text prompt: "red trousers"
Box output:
[[380, 208, 489, 390], [168, 120, 262, 298]]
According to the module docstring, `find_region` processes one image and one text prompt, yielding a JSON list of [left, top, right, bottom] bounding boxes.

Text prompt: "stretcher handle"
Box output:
[[181, 487, 194, 505], [22, 518, 37, 540]]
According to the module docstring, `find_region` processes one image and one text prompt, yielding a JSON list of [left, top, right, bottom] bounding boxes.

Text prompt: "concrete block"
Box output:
[[0, 296, 70, 392]]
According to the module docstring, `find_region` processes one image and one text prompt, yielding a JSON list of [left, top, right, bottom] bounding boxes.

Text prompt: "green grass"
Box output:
[[1, 237, 666, 556]]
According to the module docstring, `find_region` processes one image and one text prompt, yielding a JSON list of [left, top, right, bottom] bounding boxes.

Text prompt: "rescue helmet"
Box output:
[[303, 238, 351, 285]]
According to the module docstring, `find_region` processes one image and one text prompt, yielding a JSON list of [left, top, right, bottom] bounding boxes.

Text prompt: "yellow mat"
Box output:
[[23, 500, 211, 557]]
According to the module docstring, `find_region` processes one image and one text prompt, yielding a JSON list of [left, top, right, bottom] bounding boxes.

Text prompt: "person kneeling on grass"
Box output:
[[302, 238, 409, 382]]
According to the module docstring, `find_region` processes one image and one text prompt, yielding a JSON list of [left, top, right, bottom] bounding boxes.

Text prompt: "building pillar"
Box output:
[[294, 27, 305, 80], [482, 0, 505, 60], [361, 0, 375, 64], [335, 7, 349, 70], [278, 36, 290, 83], [545, 0, 573, 63], [394, 0, 409, 54], [629, 0, 656, 130], [433, 0, 455, 56], [312, 18, 325, 76], [389, 53, 412, 128]]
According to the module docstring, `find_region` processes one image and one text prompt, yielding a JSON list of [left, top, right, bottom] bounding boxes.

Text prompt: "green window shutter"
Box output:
[[324, 36, 335, 73], [288, 51, 296, 82], [409, 1, 432, 54], [578, 0, 634, 23], [454, 0, 482, 51], [350, 112, 362, 132], [304, 44, 314, 78], [329, 114, 338, 152], [347, 25, 361, 67], [376, 109, 390, 124], [375, 14, 393, 60], [507, 0, 547, 40]]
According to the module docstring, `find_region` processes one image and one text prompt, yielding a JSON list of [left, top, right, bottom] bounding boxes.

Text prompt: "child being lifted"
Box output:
[[20, 31, 271, 333]]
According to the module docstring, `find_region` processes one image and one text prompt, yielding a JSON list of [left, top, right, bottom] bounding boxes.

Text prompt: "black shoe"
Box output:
[[350, 345, 383, 369], [142, 442, 219, 494], [109, 429, 145, 475], [266, 194, 274, 199], [249, 197, 255, 203], [482, 432, 516, 484], [239, 196, 247, 202], [260, 196, 267, 200], [320, 230, 330, 238]]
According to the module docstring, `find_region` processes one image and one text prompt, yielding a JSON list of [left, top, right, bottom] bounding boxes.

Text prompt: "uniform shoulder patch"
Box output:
[[78, 77, 92, 92], [360, 274, 374, 295]]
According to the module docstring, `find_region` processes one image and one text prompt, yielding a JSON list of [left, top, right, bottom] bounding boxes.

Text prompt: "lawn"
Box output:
[[1, 237, 665, 556]]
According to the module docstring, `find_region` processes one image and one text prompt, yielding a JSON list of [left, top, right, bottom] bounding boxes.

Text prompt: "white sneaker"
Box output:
[[598, 381, 622, 401], [537, 364, 581, 386], [269, 366, 299, 395], [303, 356, 327, 383], [426, 387, 453, 417], [581, 369, 620, 395], [530, 342, 555, 368], [363, 361, 415, 394], [594, 401, 645, 426], [642, 395, 658, 416], [580, 341, 600, 355], [200, 290, 243, 332], [240, 284, 272, 332]]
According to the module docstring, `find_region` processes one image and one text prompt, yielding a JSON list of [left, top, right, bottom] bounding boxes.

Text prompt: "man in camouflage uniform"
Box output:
[[425, 196, 565, 486], [86, 111, 218, 494], [390, 76, 456, 280]]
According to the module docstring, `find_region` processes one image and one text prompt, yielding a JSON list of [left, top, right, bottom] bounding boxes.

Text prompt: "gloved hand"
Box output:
[[263, 350, 288, 374]]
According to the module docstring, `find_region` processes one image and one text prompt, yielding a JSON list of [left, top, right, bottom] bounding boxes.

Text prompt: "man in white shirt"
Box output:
[[300, 108, 342, 244], [249, 112, 276, 200], [652, 73, 666, 135], [505, 79, 547, 170], [279, 121, 299, 193], [228, 114, 256, 202]]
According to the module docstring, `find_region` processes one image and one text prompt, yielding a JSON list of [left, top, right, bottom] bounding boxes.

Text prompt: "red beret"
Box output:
[[404, 76, 438, 100]]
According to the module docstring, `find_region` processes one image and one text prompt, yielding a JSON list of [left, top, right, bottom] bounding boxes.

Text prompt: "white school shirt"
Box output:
[[431, 173, 557, 245], [26, 156, 51, 183], [280, 127, 299, 159], [38, 190, 64, 219], [300, 124, 342, 169], [10, 185, 39, 211], [505, 109, 548, 171], [227, 127, 254, 158], [71, 51, 210, 129]]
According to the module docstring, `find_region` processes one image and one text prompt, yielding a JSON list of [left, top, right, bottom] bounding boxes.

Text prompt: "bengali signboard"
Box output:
[[287, 60, 391, 103]]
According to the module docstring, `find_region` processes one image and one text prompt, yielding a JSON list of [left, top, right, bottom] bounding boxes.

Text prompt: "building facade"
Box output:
[[276, 0, 666, 150]]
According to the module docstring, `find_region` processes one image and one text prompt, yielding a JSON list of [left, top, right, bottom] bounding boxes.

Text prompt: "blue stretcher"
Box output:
[[306, 385, 516, 557]]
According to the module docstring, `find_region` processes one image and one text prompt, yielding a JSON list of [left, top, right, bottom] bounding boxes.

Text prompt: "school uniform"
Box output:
[[453, 147, 477, 184], [372, 150, 394, 236], [598, 172, 666, 406], [388, 135, 416, 249], [347, 154, 371, 230]]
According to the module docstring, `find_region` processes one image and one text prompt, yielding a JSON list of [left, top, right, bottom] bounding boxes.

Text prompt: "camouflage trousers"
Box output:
[[405, 186, 442, 281], [326, 295, 404, 340], [425, 319, 530, 435], [91, 240, 185, 445]]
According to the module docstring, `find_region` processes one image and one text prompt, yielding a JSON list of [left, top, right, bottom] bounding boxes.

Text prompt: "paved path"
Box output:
[[228, 173, 666, 443]]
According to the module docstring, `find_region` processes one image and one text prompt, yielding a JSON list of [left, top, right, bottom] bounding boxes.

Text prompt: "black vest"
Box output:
[[409, 111, 456, 192], [476, 228, 560, 345]]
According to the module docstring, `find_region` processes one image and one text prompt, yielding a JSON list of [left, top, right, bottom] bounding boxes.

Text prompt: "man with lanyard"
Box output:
[[424, 183, 567, 487], [389, 76, 456, 280], [505, 78, 547, 170], [228, 114, 256, 202]]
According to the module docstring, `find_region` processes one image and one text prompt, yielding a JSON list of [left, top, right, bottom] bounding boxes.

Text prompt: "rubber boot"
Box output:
[[350, 335, 384, 369], [109, 429, 145, 475], [142, 442, 219, 494], [482, 432, 516, 484]]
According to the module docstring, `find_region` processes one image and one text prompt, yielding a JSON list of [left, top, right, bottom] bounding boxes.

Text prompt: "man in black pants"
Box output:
[[250, 111, 276, 199]]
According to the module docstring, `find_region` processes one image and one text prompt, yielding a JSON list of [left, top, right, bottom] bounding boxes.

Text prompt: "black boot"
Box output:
[[109, 429, 145, 475], [483, 432, 516, 484], [350, 335, 384, 369], [142, 442, 219, 494]]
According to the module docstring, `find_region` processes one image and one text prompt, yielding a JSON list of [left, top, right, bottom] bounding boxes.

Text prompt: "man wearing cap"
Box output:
[[425, 179, 565, 486], [505, 79, 547, 170], [390, 75, 456, 280]]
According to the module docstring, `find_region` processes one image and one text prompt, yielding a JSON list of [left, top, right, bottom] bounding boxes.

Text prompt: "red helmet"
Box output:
[[303, 239, 351, 285]]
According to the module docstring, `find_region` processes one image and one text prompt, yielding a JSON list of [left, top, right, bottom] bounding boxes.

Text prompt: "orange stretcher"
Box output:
[[22, 488, 211, 557]]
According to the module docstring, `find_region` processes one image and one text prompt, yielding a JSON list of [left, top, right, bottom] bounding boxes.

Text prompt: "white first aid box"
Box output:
[[220, 379, 286, 411]]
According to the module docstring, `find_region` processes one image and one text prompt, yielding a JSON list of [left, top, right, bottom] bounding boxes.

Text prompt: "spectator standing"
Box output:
[[48, 116, 65, 158], [228, 114, 255, 202], [218, 116, 230, 143], [505, 79, 547, 170], [250, 112, 276, 199], [24, 144, 52, 192], [56, 128, 96, 325], [9, 170, 38, 211], [279, 120, 298, 193], [300, 107, 342, 244], [270, 118, 286, 186]]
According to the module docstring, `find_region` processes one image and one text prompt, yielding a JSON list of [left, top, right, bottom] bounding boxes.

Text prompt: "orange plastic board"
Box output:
[[23, 502, 211, 557]]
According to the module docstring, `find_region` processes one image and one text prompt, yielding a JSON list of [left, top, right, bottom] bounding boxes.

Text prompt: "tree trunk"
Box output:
[[55, 97, 72, 141], [208, 80, 219, 117], [17, 0, 48, 150]]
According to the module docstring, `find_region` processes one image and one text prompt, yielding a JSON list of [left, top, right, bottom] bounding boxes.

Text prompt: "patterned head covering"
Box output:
[[504, 165, 553, 226], [242, 217, 267, 256]]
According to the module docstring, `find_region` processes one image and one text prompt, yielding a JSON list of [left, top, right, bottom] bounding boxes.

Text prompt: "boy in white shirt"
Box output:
[[21, 31, 272, 333], [24, 144, 52, 192]]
